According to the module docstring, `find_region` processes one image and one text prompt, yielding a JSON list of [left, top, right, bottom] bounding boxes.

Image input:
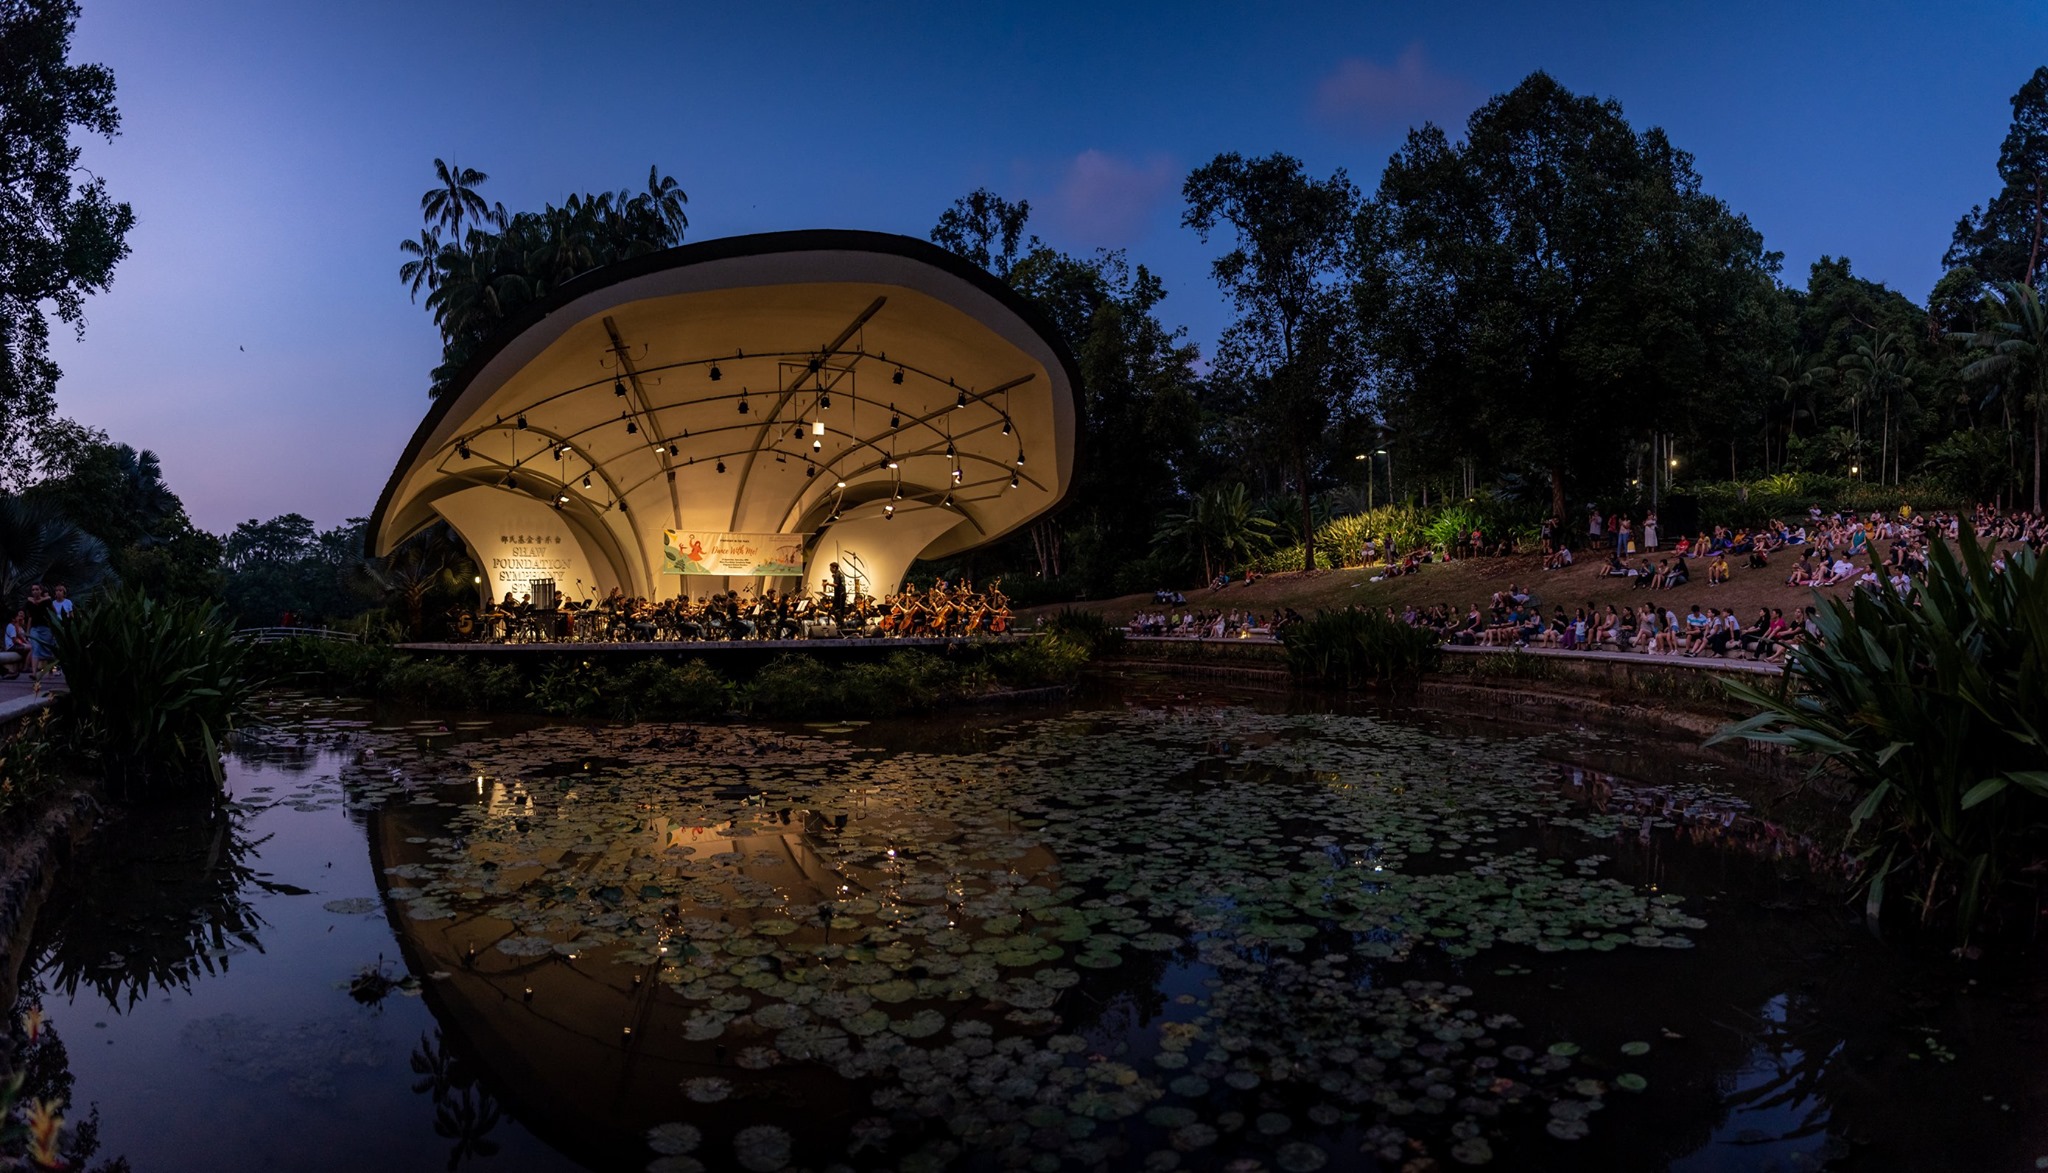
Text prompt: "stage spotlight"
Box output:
[[709, 364, 721, 381], [516, 413, 527, 429], [582, 473, 592, 488], [716, 460, 726, 473], [892, 367, 904, 385]]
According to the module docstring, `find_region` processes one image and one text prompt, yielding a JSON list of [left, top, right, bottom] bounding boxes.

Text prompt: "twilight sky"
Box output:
[[53, 0, 2048, 532]]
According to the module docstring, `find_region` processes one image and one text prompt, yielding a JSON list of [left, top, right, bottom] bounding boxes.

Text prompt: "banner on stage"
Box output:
[[662, 531, 805, 577]]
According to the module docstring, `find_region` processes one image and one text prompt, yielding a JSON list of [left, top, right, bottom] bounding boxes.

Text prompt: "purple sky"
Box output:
[[52, 0, 2048, 531]]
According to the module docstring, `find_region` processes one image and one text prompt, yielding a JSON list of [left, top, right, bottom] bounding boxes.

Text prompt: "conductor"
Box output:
[[828, 562, 848, 629]]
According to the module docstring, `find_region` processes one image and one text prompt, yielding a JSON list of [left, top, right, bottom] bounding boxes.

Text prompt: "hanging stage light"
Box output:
[[1015, 450, 1025, 466], [813, 420, 826, 436], [516, 413, 528, 429], [504, 474, 519, 490], [618, 500, 628, 512], [556, 493, 570, 505], [892, 367, 904, 385], [716, 460, 726, 473], [945, 440, 955, 458], [952, 467, 963, 484], [942, 493, 953, 508], [819, 392, 831, 409], [812, 439, 823, 452], [1009, 472, 1019, 489], [1001, 417, 1012, 436], [582, 473, 592, 488], [737, 390, 750, 415], [884, 504, 895, 519], [886, 454, 899, 470], [807, 464, 817, 478], [829, 511, 841, 523], [889, 405, 900, 429], [457, 441, 471, 459], [614, 380, 627, 397], [668, 443, 680, 456], [894, 484, 903, 500], [626, 419, 638, 435], [956, 388, 967, 410], [709, 363, 722, 382]]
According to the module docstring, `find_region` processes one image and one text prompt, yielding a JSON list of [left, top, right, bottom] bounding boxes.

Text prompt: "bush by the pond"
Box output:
[[247, 634, 1086, 720], [1040, 607, 1125, 656], [1280, 607, 1442, 688], [53, 587, 257, 792], [1711, 526, 2048, 945]]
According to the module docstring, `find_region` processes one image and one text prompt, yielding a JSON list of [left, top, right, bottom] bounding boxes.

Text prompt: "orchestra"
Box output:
[[445, 577, 1010, 644]]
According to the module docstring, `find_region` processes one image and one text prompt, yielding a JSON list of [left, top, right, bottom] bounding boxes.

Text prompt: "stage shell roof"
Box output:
[[367, 230, 1080, 602]]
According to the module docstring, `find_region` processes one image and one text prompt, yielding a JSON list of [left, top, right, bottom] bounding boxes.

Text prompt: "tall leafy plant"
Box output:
[[53, 587, 257, 792], [1280, 607, 1441, 688], [1708, 527, 2048, 945]]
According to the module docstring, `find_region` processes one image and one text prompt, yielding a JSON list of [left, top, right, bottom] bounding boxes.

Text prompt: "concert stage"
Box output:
[[395, 635, 1023, 658]]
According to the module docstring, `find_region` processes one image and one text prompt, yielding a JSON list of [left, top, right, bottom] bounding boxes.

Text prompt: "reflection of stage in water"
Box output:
[[369, 790, 1059, 1171]]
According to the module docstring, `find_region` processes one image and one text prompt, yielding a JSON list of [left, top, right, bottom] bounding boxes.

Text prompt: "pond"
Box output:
[[16, 682, 2047, 1172]]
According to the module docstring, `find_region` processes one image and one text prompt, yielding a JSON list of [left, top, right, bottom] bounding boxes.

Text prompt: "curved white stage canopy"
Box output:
[[369, 231, 1080, 605]]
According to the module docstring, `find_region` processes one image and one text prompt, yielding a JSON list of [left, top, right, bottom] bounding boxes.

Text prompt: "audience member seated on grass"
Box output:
[[1602, 547, 1632, 578], [1708, 555, 1731, 586], [1544, 544, 1574, 570]]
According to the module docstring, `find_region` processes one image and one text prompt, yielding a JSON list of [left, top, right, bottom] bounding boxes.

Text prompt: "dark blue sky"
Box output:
[[55, 0, 2047, 529]]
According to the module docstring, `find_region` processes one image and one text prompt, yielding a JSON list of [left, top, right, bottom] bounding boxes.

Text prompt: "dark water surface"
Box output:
[[18, 683, 2047, 1173]]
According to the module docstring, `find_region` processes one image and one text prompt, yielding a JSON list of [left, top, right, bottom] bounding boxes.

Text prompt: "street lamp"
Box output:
[[1850, 464, 1860, 478]]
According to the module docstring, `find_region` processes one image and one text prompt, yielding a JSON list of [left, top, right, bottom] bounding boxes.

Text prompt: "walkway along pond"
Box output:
[[12, 684, 2046, 1172]]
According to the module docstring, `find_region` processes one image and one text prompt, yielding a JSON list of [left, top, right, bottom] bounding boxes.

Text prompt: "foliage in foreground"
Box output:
[[1280, 607, 1442, 688], [1709, 528, 2048, 945], [53, 587, 256, 793]]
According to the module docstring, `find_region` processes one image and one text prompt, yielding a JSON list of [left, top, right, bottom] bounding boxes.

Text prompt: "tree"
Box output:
[[362, 523, 473, 638], [221, 514, 373, 625], [1183, 153, 1363, 572], [0, 493, 110, 605], [928, 192, 1204, 595], [930, 188, 1032, 280], [1945, 67, 2048, 290], [1836, 331, 1923, 485], [1152, 483, 1274, 584], [0, 0, 135, 471], [1952, 281, 2048, 512], [1364, 72, 1782, 517], [399, 163, 688, 395]]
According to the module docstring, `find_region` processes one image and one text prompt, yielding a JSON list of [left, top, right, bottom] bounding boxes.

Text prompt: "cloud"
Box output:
[[1312, 44, 1478, 136], [1044, 150, 1177, 246]]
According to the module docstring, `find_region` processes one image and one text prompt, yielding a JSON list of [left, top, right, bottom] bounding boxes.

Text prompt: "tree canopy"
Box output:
[[0, 0, 134, 468]]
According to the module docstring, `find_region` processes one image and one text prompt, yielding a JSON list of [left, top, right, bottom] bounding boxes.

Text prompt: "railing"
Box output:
[[235, 627, 361, 645]]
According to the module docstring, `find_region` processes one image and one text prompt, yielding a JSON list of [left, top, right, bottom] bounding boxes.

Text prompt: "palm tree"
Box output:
[[1771, 352, 1833, 463], [1837, 332, 1920, 485], [397, 228, 444, 302], [362, 524, 471, 638], [1153, 483, 1276, 583], [420, 158, 491, 237], [1951, 281, 2048, 512], [0, 494, 113, 605]]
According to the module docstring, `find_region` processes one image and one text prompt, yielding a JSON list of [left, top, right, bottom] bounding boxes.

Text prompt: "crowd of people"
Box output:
[[1124, 501, 2044, 656], [460, 572, 1012, 644], [3, 583, 75, 683]]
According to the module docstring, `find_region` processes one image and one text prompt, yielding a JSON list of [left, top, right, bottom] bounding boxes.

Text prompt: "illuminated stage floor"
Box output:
[[394, 635, 1022, 655]]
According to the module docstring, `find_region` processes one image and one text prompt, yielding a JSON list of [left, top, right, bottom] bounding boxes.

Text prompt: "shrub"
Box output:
[[989, 636, 1092, 687], [1709, 527, 2048, 945], [527, 661, 614, 718], [0, 709, 61, 820], [1279, 607, 1441, 688], [1041, 607, 1124, 656], [742, 655, 839, 718], [611, 659, 732, 721], [53, 587, 257, 792]]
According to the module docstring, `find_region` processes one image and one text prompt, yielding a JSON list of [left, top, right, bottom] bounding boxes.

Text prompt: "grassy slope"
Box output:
[[1024, 552, 1872, 626]]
